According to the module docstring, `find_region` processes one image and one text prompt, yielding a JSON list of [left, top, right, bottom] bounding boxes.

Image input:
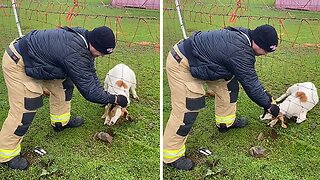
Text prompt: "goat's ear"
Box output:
[[102, 104, 111, 119], [105, 104, 111, 111], [277, 112, 284, 120], [279, 115, 287, 128], [106, 104, 112, 108], [101, 111, 107, 119]]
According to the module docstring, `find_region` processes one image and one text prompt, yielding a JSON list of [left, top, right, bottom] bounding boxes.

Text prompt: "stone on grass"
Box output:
[[249, 146, 266, 158]]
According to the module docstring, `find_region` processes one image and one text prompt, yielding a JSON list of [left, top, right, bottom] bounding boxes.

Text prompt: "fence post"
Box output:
[[11, 0, 23, 37], [174, 0, 187, 39]]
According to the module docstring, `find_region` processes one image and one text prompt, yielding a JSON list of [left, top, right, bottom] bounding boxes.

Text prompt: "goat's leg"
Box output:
[[279, 116, 287, 128], [130, 85, 139, 101], [268, 119, 278, 127], [275, 93, 290, 103]]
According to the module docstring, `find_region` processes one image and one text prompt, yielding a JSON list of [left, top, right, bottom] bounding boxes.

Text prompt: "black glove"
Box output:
[[268, 104, 280, 117], [115, 95, 128, 108]]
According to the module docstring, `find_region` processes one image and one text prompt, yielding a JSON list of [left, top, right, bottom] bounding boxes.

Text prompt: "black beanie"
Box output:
[[88, 26, 115, 54], [249, 24, 278, 52]]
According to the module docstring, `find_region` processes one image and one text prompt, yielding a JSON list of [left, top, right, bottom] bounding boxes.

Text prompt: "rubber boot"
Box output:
[[217, 117, 248, 132], [1, 155, 29, 170], [165, 156, 195, 170], [52, 116, 84, 132]]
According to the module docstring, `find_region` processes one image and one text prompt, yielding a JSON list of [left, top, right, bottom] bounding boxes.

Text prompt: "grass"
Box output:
[[163, 0, 320, 179], [0, 0, 159, 179]]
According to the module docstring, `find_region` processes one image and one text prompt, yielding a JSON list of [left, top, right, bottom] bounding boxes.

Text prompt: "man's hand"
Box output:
[[114, 95, 128, 108], [268, 104, 280, 117]]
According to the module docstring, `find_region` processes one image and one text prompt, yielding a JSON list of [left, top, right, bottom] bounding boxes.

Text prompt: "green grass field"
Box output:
[[0, 0, 159, 179], [163, 0, 320, 179]]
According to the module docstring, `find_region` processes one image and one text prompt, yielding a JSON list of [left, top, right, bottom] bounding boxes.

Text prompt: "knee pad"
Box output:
[[176, 112, 199, 136], [176, 95, 205, 136], [24, 96, 43, 111], [14, 112, 36, 136], [186, 96, 205, 111]]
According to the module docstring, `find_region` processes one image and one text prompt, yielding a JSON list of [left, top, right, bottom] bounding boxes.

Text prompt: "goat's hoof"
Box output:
[[133, 96, 140, 101]]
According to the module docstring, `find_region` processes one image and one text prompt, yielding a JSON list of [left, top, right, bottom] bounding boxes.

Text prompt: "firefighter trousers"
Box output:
[[0, 40, 74, 163], [163, 44, 239, 163]]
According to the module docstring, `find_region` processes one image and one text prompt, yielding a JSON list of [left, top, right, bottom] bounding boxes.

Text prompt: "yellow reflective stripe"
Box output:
[[163, 145, 185, 159], [215, 114, 236, 125], [0, 145, 21, 159], [50, 112, 70, 123]]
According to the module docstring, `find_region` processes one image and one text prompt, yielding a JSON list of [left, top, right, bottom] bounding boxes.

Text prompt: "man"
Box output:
[[163, 24, 280, 170], [0, 26, 128, 170]]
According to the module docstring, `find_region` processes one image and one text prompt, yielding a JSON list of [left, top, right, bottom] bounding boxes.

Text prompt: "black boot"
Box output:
[[52, 116, 84, 132], [165, 156, 195, 170], [2, 155, 29, 170], [217, 117, 248, 132]]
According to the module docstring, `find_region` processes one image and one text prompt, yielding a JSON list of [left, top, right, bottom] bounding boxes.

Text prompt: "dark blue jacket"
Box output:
[[185, 27, 271, 109], [18, 27, 115, 105]]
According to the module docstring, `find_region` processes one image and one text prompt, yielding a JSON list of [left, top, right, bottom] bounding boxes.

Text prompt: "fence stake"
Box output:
[[175, 0, 187, 39], [11, 0, 22, 37]]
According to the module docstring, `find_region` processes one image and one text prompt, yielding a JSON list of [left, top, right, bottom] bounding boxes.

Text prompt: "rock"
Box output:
[[94, 132, 113, 143], [249, 146, 266, 158]]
